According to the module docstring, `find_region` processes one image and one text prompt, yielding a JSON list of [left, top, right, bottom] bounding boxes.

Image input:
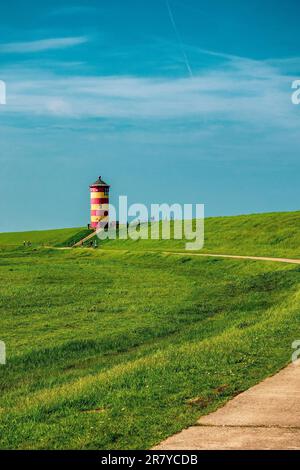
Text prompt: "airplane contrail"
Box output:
[[166, 0, 193, 77]]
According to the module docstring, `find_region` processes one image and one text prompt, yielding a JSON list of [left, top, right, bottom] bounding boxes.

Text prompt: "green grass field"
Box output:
[[0, 211, 300, 449], [0, 227, 90, 248]]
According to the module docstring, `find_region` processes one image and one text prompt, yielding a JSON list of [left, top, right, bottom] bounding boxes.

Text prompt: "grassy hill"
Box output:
[[0, 227, 91, 248], [99, 210, 300, 258], [1, 210, 300, 449], [1, 210, 299, 258]]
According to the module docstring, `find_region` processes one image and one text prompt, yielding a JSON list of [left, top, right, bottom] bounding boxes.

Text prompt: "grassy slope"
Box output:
[[98, 210, 300, 258], [0, 247, 300, 449], [0, 227, 89, 247], [0, 210, 299, 257]]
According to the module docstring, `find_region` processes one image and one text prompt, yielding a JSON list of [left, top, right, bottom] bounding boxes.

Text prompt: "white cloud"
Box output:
[[0, 49, 298, 140], [46, 98, 73, 116], [1, 52, 300, 170], [0, 36, 88, 53]]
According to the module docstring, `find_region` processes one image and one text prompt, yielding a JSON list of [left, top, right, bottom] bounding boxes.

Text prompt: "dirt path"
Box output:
[[46, 244, 300, 266], [154, 363, 300, 450], [92, 248, 300, 265], [164, 252, 300, 265]]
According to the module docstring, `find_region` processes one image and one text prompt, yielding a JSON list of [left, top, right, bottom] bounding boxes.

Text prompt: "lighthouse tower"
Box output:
[[89, 176, 110, 229]]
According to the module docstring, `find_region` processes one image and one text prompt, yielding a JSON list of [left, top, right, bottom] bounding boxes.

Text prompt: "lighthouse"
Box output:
[[89, 176, 110, 229]]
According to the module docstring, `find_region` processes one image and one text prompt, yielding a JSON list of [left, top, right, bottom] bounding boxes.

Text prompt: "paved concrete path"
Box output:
[[154, 363, 300, 450], [45, 245, 300, 448]]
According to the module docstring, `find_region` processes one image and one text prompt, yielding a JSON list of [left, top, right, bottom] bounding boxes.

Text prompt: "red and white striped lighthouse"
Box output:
[[89, 176, 110, 229]]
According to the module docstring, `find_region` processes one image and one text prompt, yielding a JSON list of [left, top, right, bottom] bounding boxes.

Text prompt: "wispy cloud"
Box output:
[[1, 55, 296, 129], [0, 36, 88, 53]]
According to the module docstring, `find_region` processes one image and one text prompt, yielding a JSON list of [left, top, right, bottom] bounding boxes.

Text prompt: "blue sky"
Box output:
[[0, 0, 300, 231]]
